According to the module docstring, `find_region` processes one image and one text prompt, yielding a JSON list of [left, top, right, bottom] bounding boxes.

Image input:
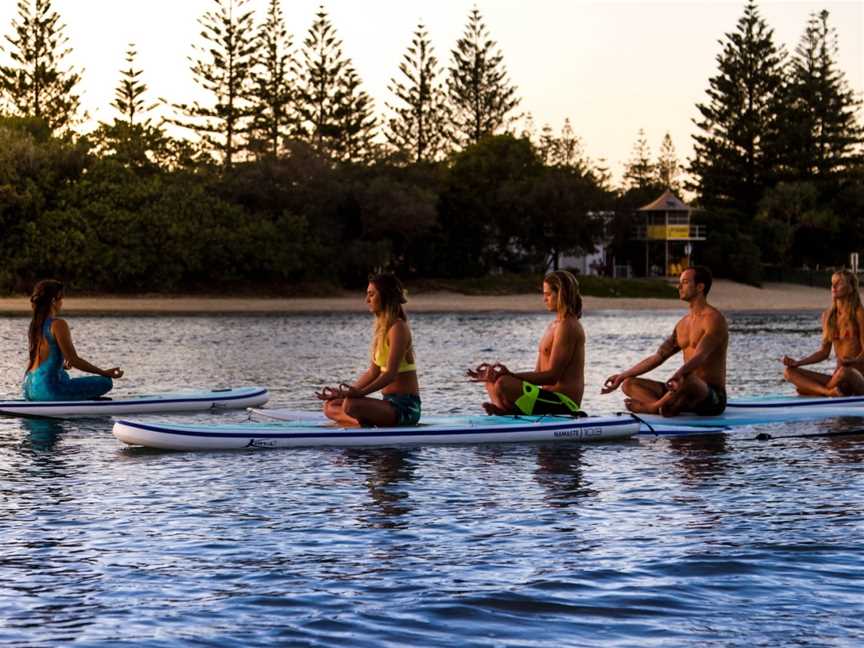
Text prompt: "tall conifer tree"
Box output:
[[172, 0, 257, 167], [655, 132, 682, 190], [386, 23, 450, 163], [0, 0, 82, 132], [93, 43, 166, 167], [623, 129, 656, 190], [297, 5, 375, 162], [332, 64, 376, 162], [782, 10, 863, 184], [248, 0, 297, 158], [111, 44, 157, 126], [447, 7, 520, 147], [689, 1, 785, 221]]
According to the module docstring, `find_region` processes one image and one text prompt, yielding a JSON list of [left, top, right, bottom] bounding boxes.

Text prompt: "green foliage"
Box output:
[[693, 209, 762, 285], [447, 7, 520, 147], [296, 6, 377, 163], [690, 0, 786, 223], [780, 10, 864, 187], [655, 133, 682, 191], [387, 23, 451, 163], [0, 117, 89, 290], [111, 44, 158, 126], [0, 0, 83, 133], [622, 129, 658, 192], [248, 0, 298, 159], [171, 0, 257, 167], [435, 134, 541, 276]]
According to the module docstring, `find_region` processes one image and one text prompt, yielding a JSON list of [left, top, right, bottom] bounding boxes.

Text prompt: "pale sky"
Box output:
[[0, 0, 861, 182]]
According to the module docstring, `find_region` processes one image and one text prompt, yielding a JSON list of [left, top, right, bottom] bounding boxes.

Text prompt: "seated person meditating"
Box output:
[[468, 270, 585, 416], [317, 274, 421, 427], [782, 269, 864, 396], [601, 265, 728, 416], [23, 280, 124, 401]]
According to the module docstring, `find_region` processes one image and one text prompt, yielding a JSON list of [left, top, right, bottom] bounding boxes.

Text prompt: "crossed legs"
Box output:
[[622, 374, 710, 416], [323, 397, 399, 427], [783, 365, 864, 397]]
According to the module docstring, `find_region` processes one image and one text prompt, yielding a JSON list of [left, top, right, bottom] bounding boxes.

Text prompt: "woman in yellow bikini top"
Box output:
[[317, 273, 421, 427]]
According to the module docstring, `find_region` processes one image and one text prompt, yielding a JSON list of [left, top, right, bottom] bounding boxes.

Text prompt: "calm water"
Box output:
[[1, 309, 863, 647]]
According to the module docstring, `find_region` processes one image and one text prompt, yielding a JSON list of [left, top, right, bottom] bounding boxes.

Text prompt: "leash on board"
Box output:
[[749, 428, 864, 441], [627, 412, 656, 436]]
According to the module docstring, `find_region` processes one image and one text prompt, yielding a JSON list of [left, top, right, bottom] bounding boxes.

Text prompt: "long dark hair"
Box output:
[[28, 280, 64, 370]]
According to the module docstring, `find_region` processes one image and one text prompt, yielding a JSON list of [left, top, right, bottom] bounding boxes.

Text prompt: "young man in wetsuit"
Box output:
[[467, 270, 585, 417], [601, 265, 729, 416]]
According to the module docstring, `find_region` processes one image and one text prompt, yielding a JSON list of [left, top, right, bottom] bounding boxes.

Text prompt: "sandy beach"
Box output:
[[0, 280, 830, 315]]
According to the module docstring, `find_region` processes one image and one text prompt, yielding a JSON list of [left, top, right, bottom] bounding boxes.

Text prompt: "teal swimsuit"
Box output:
[[22, 318, 113, 401]]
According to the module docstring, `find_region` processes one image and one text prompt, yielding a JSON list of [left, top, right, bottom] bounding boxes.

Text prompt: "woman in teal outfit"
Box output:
[[23, 280, 124, 401]]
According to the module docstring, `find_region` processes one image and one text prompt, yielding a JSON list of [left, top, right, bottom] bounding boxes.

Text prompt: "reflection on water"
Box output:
[[1, 312, 864, 646], [18, 417, 64, 451], [533, 444, 596, 504], [667, 433, 731, 484], [338, 448, 415, 526]]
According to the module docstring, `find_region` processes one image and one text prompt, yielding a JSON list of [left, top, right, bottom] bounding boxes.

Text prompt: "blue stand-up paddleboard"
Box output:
[[0, 386, 269, 418]]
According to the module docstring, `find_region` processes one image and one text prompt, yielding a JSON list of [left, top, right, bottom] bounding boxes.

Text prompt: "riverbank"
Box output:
[[0, 280, 829, 315]]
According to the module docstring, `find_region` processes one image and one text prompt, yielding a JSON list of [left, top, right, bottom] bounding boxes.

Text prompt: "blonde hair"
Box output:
[[825, 269, 862, 342], [369, 274, 414, 364], [544, 270, 582, 319]]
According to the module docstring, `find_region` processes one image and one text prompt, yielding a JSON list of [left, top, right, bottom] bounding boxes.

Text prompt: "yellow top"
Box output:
[[375, 337, 416, 373]]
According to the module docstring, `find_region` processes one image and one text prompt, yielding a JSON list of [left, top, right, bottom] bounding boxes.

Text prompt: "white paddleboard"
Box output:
[[0, 386, 269, 418], [113, 413, 642, 450], [249, 408, 729, 437], [633, 393, 864, 428]]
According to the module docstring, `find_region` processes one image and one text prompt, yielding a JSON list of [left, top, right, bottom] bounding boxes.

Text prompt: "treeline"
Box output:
[[0, 0, 862, 293]]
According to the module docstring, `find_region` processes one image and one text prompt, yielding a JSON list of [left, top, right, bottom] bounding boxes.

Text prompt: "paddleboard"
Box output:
[[248, 408, 729, 437], [0, 386, 269, 418], [113, 414, 644, 450], [631, 393, 864, 428]]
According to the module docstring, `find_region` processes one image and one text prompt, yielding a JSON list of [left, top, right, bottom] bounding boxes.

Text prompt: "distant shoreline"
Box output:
[[0, 280, 829, 315]]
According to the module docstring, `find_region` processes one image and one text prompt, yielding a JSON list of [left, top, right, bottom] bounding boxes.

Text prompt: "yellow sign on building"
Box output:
[[647, 225, 691, 240]]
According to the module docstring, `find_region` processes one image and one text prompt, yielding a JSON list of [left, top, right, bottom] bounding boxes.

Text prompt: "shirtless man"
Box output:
[[782, 269, 864, 396], [602, 266, 729, 416], [467, 270, 585, 417]]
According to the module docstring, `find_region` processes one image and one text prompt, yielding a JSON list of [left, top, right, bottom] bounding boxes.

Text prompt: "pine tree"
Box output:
[[332, 64, 377, 162], [248, 0, 297, 159], [447, 7, 520, 147], [655, 132, 682, 190], [172, 0, 257, 167], [111, 44, 157, 126], [93, 43, 166, 167], [782, 10, 863, 184], [386, 23, 450, 163], [552, 119, 585, 170], [536, 123, 557, 165], [623, 129, 656, 190], [0, 0, 82, 132], [690, 0, 786, 221]]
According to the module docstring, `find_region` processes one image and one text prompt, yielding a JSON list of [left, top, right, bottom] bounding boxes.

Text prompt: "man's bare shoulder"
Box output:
[[556, 316, 585, 340], [704, 305, 728, 326]]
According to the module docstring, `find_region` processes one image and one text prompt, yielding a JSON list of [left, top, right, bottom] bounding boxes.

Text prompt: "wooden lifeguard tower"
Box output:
[[633, 190, 705, 277]]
